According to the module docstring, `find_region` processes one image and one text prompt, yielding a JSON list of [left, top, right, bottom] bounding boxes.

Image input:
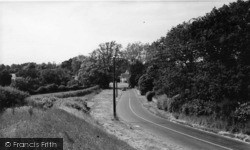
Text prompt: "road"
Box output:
[[117, 89, 250, 150]]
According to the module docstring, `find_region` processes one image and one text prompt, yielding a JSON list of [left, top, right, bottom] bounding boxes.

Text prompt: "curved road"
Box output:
[[117, 89, 250, 150]]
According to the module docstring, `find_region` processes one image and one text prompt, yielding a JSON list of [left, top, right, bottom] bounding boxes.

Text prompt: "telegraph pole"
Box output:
[[113, 56, 116, 118], [116, 81, 118, 97]]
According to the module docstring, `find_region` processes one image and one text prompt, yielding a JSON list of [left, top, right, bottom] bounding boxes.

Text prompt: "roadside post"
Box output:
[[113, 56, 117, 118]]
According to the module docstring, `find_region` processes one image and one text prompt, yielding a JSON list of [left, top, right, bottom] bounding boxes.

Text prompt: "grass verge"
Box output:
[[0, 107, 135, 150]]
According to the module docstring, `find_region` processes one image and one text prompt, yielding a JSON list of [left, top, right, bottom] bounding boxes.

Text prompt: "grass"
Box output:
[[0, 106, 135, 150], [0, 85, 136, 150]]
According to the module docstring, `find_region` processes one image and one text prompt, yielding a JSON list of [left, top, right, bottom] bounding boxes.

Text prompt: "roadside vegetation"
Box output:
[[0, 107, 135, 150], [0, 85, 135, 150], [135, 0, 250, 135], [0, 86, 29, 112]]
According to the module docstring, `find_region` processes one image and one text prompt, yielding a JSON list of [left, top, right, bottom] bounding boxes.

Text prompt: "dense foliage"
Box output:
[[0, 69, 11, 86], [128, 60, 145, 88], [78, 41, 127, 88], [138, 74, 153, 95], [139, 0, 250, 133], [146, 91, 155, 102], [0, 86, 29, 111]]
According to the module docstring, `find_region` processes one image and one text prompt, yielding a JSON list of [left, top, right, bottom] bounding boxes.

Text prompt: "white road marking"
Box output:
[[131, 89, 249, 145], [128, 93, 233, 150]]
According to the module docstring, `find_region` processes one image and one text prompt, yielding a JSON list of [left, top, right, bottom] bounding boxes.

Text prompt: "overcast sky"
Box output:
[[0, 0, 237, 65]]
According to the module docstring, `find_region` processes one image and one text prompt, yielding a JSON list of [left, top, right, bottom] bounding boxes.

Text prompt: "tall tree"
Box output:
[[0, 69, 12, 86], [78, 41, 122, 88], [123, 42, 149, 63]]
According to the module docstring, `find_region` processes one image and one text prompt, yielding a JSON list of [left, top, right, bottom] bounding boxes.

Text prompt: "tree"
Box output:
[[71, 55, 86, 75], [138, 74, 154, 95], [78, 41, 122, 88], [61, 58, 73, 72], [40, 68, 70, 85], [128, 60, 145, 88], [78, 58, 111, 88], [144, 0, 250, 130], [0, 70, 12, 86], [17, 62, 39, 79], [10, 77, 32, 92], [123, 42, 150, 63]]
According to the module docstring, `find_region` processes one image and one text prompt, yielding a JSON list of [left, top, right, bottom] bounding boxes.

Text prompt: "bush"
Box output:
[[10, 77, 41, 94], [156, 94, 183, 113], [167, 94, 183, 113], [0, 86, 29, 111], [10, 77, 30, 92], [146, 91, 155, 102], [138, 74, 154, 95], [26, 96, 58, 109], [35, 86, 47, 94], [58, 85, 67, 91], [34, 84, 58, 94], [234, 102, 250, 123], [156, 94, 168, 110], [0, 70, 11, 86], [67, 79, 80, 87], [45, 84, 58, 92], [181, 99, 217, 116], [68, 85, 80, 91]]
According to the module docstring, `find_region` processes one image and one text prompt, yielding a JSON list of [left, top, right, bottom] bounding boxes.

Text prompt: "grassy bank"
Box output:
[[0, 107, 135, 150], [0, 85, 135, 150]]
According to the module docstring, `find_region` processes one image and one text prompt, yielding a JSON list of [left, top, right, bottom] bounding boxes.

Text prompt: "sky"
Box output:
[[0, 0, 237, 65]]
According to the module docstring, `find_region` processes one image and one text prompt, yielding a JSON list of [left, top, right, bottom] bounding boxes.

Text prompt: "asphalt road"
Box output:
[[117, 89, 250, 150]]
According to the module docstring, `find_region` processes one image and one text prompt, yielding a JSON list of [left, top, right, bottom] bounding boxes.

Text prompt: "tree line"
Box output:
[[0, 41, 150, 93], [134, 0, 250, 134]]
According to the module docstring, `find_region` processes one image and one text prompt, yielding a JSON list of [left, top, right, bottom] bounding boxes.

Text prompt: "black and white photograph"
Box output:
[[0, 0, 249, 149]]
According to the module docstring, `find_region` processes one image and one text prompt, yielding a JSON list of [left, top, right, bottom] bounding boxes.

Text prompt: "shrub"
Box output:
[[26, 96, 58, 109], [156, 94, 168, 110], [0, 86, 29, 111], [68, 85, 80, 91], [67, 79, 80, 87], [35, 86, 47, 94], [10, 77, 40, 94], [138, 74, 154, 95], [146, 91, 155, 102], [181, 99, 217, 116], [234, 102, 250, 123], [45, 84, 58, 92], [58, 85, 67, 91], [10, 77, 30, 92], [0, 70, 11, 86], [167, 94, 183, 113]]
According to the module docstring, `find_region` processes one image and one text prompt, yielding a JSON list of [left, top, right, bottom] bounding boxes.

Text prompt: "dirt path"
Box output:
[[89, 89, 184, 150]]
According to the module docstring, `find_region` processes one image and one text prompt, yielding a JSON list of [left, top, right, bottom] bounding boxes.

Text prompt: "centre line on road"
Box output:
[[128, 93, 233, 150]]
